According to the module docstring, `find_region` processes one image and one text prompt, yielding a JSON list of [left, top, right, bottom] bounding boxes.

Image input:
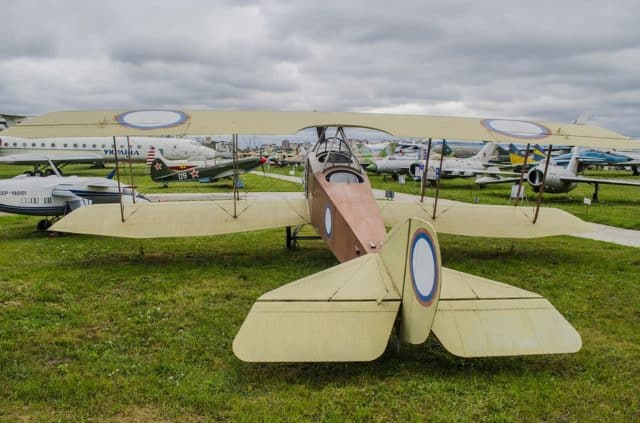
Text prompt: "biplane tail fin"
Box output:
[[232, 218, 441, 362], [149, 157, 173, 181]]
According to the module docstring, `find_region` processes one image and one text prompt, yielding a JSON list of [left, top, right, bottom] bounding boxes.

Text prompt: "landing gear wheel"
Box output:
[[34, 170, 44, 177], [24, 170, 34, 176], [37, 219, 52, 231]]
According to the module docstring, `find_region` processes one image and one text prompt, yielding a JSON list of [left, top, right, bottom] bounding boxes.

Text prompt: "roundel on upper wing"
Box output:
[[409, 228, 439, 306], [481, 119, 551, 140], [324, 203, 332, 238], [115, 110, 190, 130]]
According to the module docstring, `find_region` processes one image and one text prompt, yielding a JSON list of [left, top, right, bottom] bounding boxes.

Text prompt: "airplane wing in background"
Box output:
[[0, 152, 104, 165], [559, 175, 640, 187]]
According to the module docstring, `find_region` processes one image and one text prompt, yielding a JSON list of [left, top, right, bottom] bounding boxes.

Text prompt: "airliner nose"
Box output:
[[366, 163, 377, 172]]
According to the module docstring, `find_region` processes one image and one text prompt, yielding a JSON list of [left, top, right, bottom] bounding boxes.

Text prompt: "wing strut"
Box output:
[[125, 136, 136, 204], [232, 133, 239, 218], [432, 139, 446, 219], [112, 136, 125, 222], [532, 144, 553, 223], [419, 138, 432, 203], [514, 142, 530, 207]]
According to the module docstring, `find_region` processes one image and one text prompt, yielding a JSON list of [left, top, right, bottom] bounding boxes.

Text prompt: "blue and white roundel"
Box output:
[[324, 204, 333, 238], [409, 229, 438, 306], [115, 110, 190, 130], [481, 119, 551, 140]]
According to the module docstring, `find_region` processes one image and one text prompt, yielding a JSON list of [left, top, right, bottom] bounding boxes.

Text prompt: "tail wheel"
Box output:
[[37, 219, 51, 231]]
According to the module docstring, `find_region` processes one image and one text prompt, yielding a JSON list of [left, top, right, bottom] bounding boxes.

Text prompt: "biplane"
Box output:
[[5, 110, 638, 362]]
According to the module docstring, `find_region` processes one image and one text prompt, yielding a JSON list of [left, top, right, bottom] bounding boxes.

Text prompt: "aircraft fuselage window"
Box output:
[[73, 144, 78, 148], [51, 143, 56, 148], [92, 144, 97, 148], [31, 143, 36, 147], [82, 144, 86, 148], [41, 143, 45, 147], [64, 144, 68, 148]]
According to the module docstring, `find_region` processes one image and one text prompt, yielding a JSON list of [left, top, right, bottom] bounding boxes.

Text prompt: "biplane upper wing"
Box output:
[[4, 109, 639, 150], [377, 199, 594, 237], [50, 199, 310, 238]]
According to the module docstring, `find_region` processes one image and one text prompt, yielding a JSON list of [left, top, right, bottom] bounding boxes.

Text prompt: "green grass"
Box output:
[[0, 162, 639, 420]]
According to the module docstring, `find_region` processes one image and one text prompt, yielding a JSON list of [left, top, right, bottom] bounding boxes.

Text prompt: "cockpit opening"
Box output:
[[325, 170, 364, 184]]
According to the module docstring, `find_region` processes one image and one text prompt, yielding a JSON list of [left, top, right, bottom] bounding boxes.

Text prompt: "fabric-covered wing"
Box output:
[[4, 110, 638, 150], [233, 254, 401, 362], [377, 200, 593, 237], [559, 175, 640, 187], [432, 268, 581, 357], [0, 152, 104, 165], [50, 199, 310, 238]]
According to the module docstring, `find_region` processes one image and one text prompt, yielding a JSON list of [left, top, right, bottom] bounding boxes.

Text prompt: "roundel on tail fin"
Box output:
[[409, 228, 439, 306]]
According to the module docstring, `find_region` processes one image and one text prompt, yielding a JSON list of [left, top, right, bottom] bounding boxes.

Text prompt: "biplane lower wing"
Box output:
[[377, 200, 593, 237], [49, 199, 310, 238], [433, 268, 582, 357], [233, 218, 581, 362]]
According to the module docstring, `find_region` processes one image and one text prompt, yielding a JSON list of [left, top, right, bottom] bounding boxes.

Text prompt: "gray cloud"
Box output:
[[1, 0, 639, 137]]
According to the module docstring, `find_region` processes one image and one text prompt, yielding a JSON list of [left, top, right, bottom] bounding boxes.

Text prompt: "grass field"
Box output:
[[0, 163, 639, 420]]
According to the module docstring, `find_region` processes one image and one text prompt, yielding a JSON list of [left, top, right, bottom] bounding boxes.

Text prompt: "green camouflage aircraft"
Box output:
[[150, 155, 266, 185]]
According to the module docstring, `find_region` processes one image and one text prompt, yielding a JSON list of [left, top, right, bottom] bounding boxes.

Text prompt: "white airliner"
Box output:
[[0, 172, 143, 230], [0, 136, 216, 174]]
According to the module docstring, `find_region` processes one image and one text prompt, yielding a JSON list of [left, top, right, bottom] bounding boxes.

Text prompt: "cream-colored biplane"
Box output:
[[6, 110, 637, 362]]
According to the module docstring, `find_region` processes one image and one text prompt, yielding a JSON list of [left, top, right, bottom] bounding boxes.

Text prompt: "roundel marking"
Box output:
[[115, 110, 190, 130], [481, 119, 551, 140], [324, 203, 333, 238], [409, 228, 439, 306]]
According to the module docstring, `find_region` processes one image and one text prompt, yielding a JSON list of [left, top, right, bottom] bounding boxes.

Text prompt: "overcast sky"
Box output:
[[1, 0, 639, 138]]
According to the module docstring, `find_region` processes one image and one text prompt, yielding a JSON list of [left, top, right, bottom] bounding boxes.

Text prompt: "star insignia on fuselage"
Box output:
[[154, 162, 163, 171], [190, 168, 199, 178]]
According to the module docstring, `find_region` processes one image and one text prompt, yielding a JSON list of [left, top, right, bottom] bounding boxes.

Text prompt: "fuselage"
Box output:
[[304, 139, 386, 263], [0, 174, 134, 216], [0, 136, 216, 162]]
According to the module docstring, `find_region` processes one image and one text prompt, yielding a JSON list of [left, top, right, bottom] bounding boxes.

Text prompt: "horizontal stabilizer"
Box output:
[[50, 199, 310, 238], [377, 200, 593, 238], [233, 254, 401, 362], [432, 268, 582, 357]]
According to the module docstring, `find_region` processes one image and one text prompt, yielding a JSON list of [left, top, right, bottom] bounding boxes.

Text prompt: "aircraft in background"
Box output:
[[149, 154, 267, 186], [551, 149, 640, 172], [0, 113, 29, 130], [0, 171, 142, 230], [477, 147, 640, 199], [0, 135, 216, 174]]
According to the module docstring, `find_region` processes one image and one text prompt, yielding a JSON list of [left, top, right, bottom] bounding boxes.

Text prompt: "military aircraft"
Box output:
[[0, 131, 216, 174], [477, 147, 640, 199], [149, 154, 266, 186], [0, 170, 141, 230], [550, 148, 640, 171], [9, 109, 638, 363], [367, 142, 500, 180]]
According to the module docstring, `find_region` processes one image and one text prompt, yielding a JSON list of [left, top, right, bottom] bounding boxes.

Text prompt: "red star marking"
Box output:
[[190, 168, 199, 178], [154, 162, 163, 171]]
